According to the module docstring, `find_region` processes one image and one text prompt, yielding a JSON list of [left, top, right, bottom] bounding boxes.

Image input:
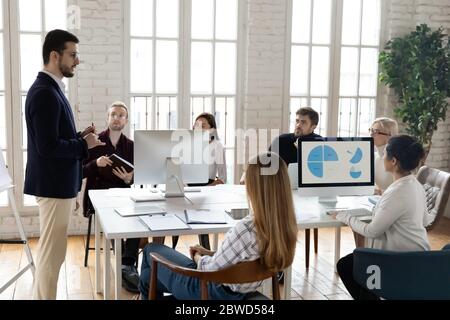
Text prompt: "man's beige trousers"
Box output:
[[32, 197, 75, 300]]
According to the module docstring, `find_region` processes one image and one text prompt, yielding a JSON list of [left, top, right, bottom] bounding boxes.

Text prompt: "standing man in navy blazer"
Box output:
[[24, 29, 105, 300]]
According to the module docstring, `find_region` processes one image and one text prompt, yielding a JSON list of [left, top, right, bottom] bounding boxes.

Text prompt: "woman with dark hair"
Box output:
[[172, 113, 227, 250], [331, 135, 430, 300], [192, 112, 226, 186]]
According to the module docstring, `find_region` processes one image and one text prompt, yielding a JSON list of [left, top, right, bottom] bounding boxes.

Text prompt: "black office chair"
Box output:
[[84, 211, 95, 267], [84, 211, 117, 267]]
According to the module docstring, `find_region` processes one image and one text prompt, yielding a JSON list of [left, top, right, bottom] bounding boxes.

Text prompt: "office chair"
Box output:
[[416, 166, 450, 230], [84, 211, 94, 267], [148, 253, 280, 300], [352, 243, 450, 299], [84, 212, 147, 268]]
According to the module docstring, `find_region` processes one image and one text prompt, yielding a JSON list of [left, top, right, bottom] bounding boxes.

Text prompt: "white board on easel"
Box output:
[[0, 152, 35, 294], [0, 152, 12, 191]]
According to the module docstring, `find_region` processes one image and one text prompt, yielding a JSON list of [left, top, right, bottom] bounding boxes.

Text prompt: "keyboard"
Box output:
[[327, 208, 372, 217], [342, 208, 372, 217], [130, 194, 166, 202]]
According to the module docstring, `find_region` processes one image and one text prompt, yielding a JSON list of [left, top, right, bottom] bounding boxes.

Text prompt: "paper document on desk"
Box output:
[[115, 205, 166, 217], [139, 214, 191, 231], [356, 197, 377, 211], [106, 188, 131, 197], [185, 209, 227, 224]]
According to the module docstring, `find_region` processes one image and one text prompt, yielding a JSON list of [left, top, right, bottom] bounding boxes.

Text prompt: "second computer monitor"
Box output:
[[298, 137, 374, 203], [134, 130, 210, 186]]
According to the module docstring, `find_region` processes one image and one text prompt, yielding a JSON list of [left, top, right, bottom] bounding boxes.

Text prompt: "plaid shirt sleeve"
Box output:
[[198, 217, 259, 271]]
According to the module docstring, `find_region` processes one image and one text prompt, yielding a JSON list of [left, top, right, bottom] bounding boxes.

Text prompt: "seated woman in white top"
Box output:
[[353, 118, 400, 247], [331, 135, 430, 300], [370, 117, 398, 194], [138, 152, 298, 300], [172, 113, 227, 250], [191, 113, 227, 186]]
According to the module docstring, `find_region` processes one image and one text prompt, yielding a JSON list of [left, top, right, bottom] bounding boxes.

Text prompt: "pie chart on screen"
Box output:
[[307, 145, 339, 178], [349, 147, 363, 164], [350, 166, 362, 179]]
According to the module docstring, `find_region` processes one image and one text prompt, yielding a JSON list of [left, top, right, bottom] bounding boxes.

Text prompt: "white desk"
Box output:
[[89, 185, 372, 300]]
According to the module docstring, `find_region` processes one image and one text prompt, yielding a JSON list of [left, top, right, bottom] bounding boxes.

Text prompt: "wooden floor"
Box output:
[[1, 217, 450, 300]]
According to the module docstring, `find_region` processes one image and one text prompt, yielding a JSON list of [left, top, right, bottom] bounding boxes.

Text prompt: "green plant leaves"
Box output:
[[379, 24, 450, 152]]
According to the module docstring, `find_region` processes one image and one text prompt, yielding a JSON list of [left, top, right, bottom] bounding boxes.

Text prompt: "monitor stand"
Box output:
[[165, 157, 185, 198], [318, 196, 338, 204]]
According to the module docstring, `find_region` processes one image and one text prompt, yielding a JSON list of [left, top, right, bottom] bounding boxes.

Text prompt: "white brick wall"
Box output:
[[60, 0, 125, 237], [243, 0, 286, 132], [2, 0, 450, 238]]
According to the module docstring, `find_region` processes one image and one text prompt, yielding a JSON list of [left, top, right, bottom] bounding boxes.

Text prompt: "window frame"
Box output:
[[0, 0, 14, 211], [0, 0, 72, 216], [283, 0, 388, 137], [124, 0, 246, 183]]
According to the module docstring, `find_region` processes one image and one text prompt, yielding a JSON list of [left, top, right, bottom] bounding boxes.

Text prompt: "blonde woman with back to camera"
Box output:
[[137, 152, 298, 300]]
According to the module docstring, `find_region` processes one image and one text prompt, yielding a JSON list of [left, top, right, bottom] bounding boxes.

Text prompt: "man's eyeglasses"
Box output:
[[69, 52, 80, 60], [369, 128, 390, 136], [59, 50, 80, 60], [110, 114, 127, 120]]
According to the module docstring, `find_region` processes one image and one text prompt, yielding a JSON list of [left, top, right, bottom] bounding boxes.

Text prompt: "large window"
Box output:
[[19, 0, 68, 207], [129, 0, 179, 134], [0, 0, 7, 206], [127, 0, 242, 183], [1, 0, 68, 211], [189, 0, 238, 183], [288, 0, 382, 137]]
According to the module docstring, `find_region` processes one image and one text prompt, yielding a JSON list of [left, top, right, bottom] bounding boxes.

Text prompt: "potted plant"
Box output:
[[379, 24, 450, 159]]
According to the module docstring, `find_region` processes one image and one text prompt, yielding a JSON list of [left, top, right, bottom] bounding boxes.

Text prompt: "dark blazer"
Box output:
[[24, 72, 88, 199], [82, 129, 134, 216], [270, 132, 322, 165]]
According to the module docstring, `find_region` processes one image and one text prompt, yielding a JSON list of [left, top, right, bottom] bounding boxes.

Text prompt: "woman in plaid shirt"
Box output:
[[138, 152, 298, 300]]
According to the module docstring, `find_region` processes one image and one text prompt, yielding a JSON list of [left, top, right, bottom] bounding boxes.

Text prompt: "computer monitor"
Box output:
[[288, 163, 298, 190], [298, 137, 374, 203], [134, 130, 210, 197]]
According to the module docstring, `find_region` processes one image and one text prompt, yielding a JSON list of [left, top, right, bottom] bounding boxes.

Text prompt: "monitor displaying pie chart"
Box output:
[[299, 138, 374, 187], [307, 145, 339, 178]]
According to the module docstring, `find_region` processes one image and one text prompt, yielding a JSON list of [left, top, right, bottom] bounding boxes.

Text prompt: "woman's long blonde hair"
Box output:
[[245, 152, 298, 272]]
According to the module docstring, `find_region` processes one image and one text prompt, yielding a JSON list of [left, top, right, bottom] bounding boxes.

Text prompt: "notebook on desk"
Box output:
[[115, 205, 166, 217], [138, 214, 191, 231], [184, 209, 227, 224]]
